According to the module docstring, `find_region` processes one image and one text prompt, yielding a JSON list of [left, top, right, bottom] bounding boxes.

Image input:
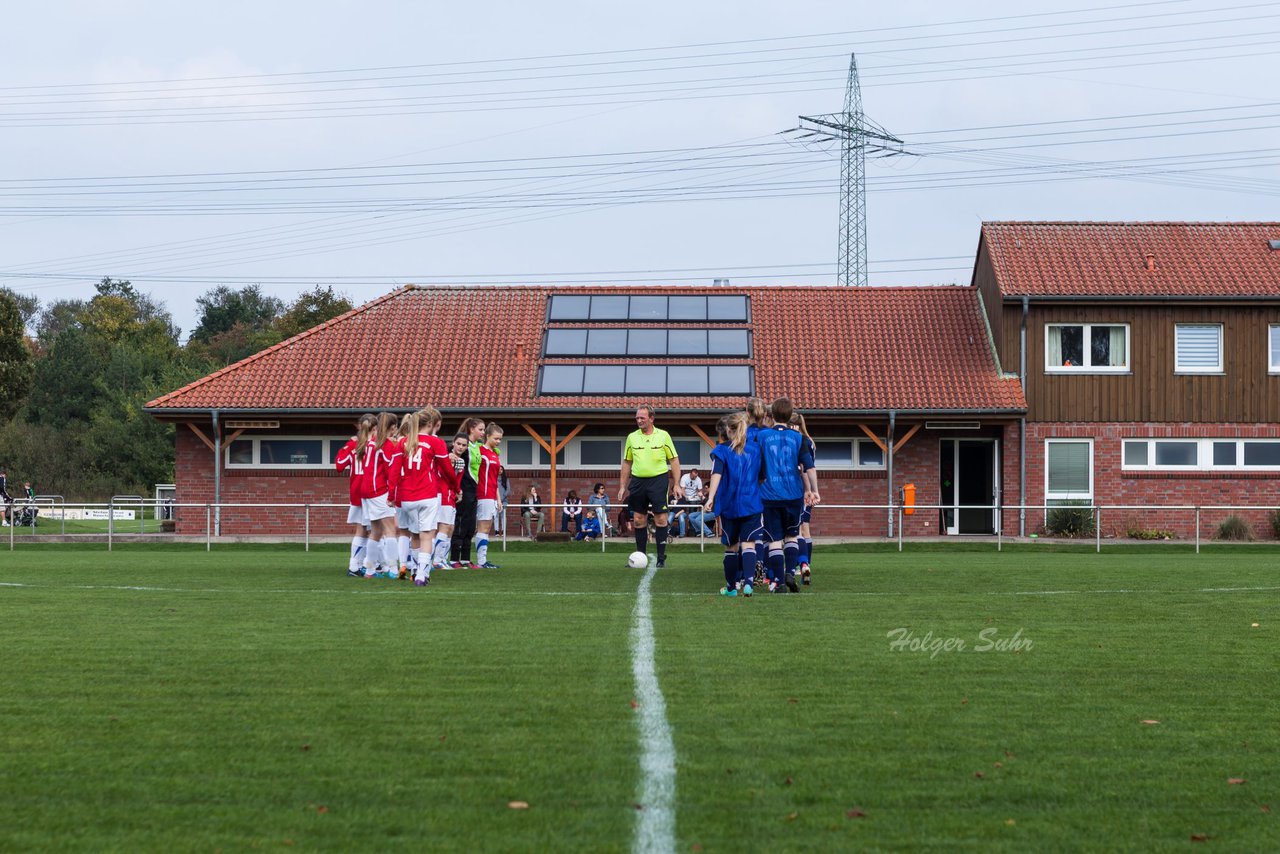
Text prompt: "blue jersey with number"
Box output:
[[757, 425, 814, 502], [710, 441, 764, 520]]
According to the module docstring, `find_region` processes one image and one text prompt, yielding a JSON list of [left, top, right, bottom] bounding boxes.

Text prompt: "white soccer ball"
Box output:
[[627, 551, 649, 569]]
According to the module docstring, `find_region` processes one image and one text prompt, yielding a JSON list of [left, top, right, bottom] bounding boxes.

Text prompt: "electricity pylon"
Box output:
[[788, 54, 910, 287]]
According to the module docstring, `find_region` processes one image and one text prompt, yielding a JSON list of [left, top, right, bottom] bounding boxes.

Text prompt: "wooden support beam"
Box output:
[[225, 428, 246, 446], [893, 423, 922, 454], [553, 423, 585, 453], [187, 423, 215, 453], [549, 424, 558, 506], [521, 423, 552, 454], [689, 424, 716, 448], [856, 423, 887, 454]]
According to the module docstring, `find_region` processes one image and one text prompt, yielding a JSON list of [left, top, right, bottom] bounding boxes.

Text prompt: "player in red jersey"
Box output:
[[431, 432, 467, 570], [473, 422, 504, 569], [335, 413, 376, 576], [390, 407, 450, 586], [357, 411, 402, 577], [391, 412, 418, 579]]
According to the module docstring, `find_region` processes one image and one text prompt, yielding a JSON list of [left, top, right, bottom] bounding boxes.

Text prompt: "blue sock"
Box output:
[[755, 540, 766, 566], [798, 537, 810, 564], [784, 541, 800, 576], [723, 551, 738, 587], [738, 550, 753, 585], [767, 548, 784, 584]]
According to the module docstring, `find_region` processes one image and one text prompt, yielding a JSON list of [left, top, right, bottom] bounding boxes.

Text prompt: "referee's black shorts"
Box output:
[[626, 474, 670, 516]]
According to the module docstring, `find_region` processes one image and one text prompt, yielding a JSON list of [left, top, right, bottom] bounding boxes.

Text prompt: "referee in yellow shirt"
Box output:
[[618, 404, 681, 568]]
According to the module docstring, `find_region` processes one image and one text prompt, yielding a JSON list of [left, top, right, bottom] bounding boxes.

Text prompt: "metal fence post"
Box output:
[[108, 496, 114, 552], [1095, 507, 1101, 554], [1188, 505, 1195, 550], [305, 504, 311, 552], [206, 505, 212, 552], [897, 504, 903, 552]]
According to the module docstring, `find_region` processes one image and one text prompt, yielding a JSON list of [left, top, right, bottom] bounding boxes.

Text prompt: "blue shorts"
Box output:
[[720, 513, 761, 547], [762, 500, 804, 542], [799, 505, 813, 525]]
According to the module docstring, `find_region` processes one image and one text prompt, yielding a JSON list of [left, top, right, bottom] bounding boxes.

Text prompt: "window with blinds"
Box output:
[[1045, 439, 1092, 501], [1174, 324, 1222, 373]]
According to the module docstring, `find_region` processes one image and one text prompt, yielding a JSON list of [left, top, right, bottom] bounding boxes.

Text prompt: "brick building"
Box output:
[[145, 284, 1025, 537]]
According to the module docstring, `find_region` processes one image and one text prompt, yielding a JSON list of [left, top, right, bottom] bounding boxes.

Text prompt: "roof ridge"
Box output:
[[984, 220, 1280, 227], [145, 285, 411, 409]]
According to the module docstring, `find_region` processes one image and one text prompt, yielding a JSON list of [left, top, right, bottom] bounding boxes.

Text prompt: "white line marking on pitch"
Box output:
[[3, 581, 1279, 600], [630, 558, 677, 854]]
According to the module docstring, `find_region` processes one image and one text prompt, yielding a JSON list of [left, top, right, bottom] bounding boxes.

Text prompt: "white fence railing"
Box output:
[[6, 499, 1280, 554]]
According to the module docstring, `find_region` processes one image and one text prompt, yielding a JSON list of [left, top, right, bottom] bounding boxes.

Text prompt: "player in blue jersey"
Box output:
[[704, 411, 764, 598], [756, 397, 820, 593], [789, 411, 817, 585], [744, 396, 771, 585]]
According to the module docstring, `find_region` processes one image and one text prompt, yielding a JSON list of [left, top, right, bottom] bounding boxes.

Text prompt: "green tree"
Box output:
[[273, 285, 354, 339], [35, 298, 87, 348], [190, 284, 284, 344], [0, 287, 39, 331], [0, 292, 34, 418]]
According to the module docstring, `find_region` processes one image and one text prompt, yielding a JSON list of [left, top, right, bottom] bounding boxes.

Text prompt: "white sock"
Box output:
[[381, 538, 396, 569], [363, 542, 379, 572], [350, 536, 366, 570], [476, 535, 489, 566], [398, 535, 411, 567], [416, 550, 430, 576]]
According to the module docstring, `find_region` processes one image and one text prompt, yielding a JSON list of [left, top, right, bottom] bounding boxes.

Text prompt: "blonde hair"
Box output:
[[745, 397, 768, 427], [376, 411, 399, 444], [355, 413, 377, 449], [788, 411, 811, 442], [484, 422, 504, 441], [726, 411, 748, 454], [402, 411, 422, 459], [417, 406, 442, 434]]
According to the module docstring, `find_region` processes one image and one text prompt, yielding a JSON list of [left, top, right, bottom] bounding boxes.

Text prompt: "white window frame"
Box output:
[[811, 438, 886, 471], [1044, 323, 1130, 373], [1122, 437, 1280, 471], [1044, 438, 1093, 503], [1269, 324, 1280, 374], [499, 436, 707, 470], [1174, 323, 1223, 374], [225, 435, 349, 470]]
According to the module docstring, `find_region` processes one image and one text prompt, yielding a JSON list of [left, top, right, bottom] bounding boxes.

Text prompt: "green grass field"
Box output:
[[1, 543, 1276, 851]]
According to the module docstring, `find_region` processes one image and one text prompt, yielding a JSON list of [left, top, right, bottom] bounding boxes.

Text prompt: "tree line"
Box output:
[[0, 281, 353, 500]]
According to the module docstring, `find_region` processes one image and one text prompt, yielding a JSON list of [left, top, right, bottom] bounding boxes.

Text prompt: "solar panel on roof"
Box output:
[[547, 295, 590, 320], [545, 294, 749, 323], [537, 364, 754, 396]]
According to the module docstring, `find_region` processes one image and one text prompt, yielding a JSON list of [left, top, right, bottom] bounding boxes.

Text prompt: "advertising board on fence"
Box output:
[[44, 508, 138, 521]]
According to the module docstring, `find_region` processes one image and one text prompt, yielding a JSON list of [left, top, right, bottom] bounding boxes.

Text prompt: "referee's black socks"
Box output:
[[655, 525, 669, 563], [635, 525, 648, 555]]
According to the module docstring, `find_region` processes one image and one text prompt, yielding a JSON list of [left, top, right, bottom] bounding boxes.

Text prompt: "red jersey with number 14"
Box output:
[[390, 434, 449, 503]]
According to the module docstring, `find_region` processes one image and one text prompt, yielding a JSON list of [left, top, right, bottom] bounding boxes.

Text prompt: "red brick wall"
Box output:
[[1026, 422, 1280, 540]]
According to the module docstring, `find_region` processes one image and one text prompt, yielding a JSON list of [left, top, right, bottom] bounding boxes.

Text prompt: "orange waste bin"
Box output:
[[901, 483, 916, 515]]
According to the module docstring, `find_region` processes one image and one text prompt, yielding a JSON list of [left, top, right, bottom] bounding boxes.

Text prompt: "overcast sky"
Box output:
[[2, 0, 1276, 339]]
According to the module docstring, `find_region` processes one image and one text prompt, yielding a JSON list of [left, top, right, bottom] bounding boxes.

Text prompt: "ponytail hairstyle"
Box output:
[[355, 413, 377, 448], [726, 411, 748, 454], [417, 406, 442, 435], [715, 413, 732, 444], [788, 411, 812, 443], [402, 411, 422, 459], [376, 411, 399, 446], [745, 396, 768, 427], [484, 422, 504, 444], [458, 416, 484, 436], [399, 412, 415, 440]]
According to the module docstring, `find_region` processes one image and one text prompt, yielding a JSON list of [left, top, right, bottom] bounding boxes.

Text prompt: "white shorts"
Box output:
[[346, 504, 369, 526], [437, 504, 457, 526], [398, 497, 441, 534], [476, 498, 498, 522], [362, 495, 395, 522]]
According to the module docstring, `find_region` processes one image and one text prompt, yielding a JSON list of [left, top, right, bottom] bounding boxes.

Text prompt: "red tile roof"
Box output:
[[983, 222, 1280, 298], [146, 285, 1025, 415]]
